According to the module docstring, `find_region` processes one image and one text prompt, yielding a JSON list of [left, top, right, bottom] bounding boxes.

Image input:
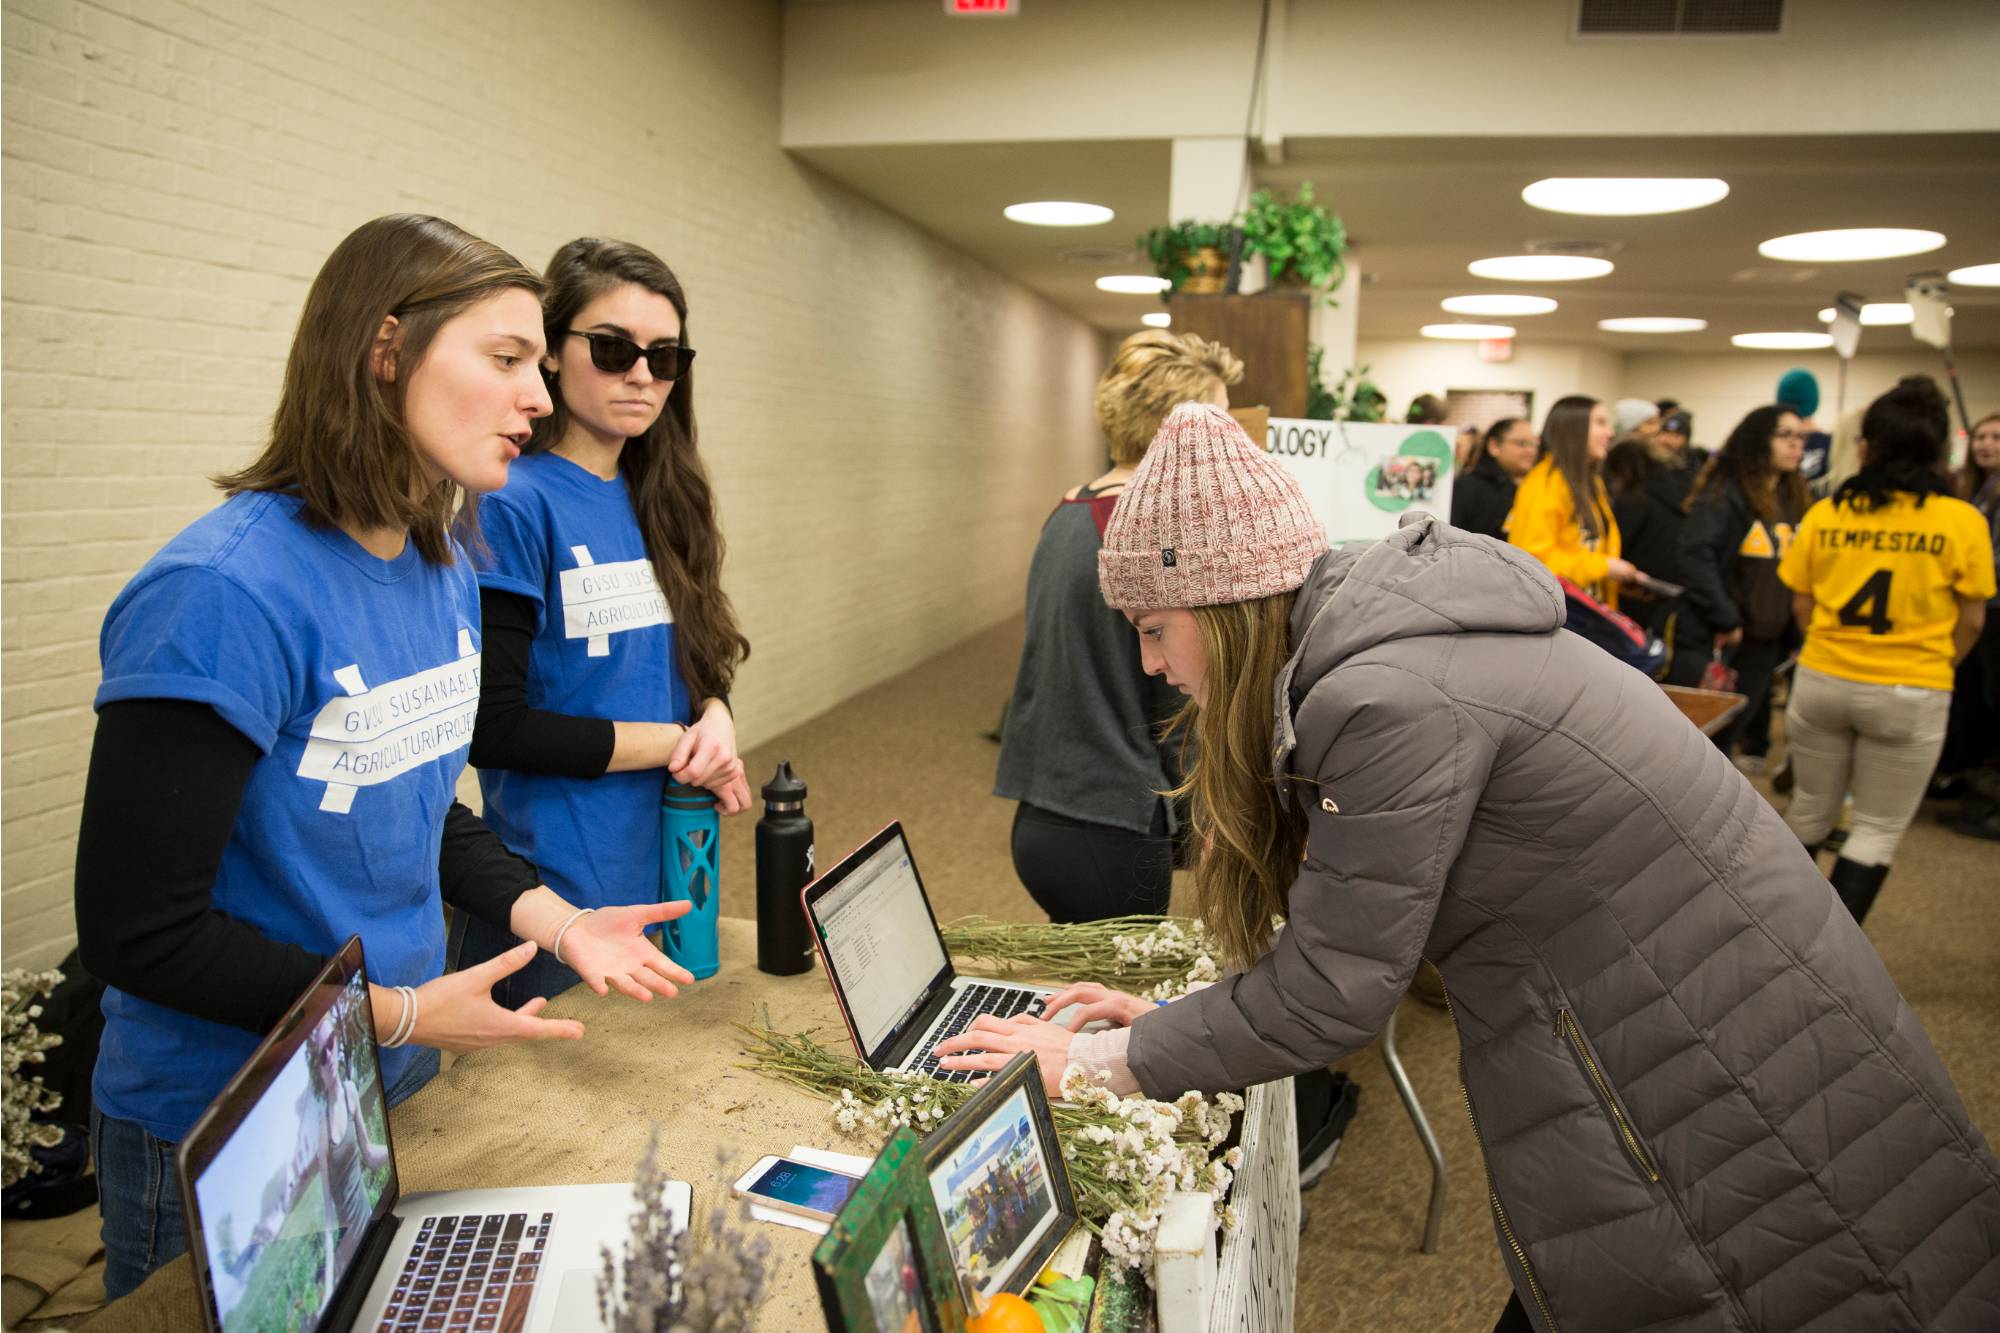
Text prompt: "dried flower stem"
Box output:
[[738, 1021, 1243, 1269], [939, 915, 1221, 1000], [3, 968, 66, 1190]]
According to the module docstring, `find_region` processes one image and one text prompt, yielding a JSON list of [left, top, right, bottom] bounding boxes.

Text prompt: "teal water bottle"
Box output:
[[660, 781, 721, 979]]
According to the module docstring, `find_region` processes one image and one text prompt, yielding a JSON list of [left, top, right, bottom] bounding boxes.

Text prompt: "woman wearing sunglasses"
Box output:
[[74, 216, 694, 1299], [456, 237, 751, 1003]]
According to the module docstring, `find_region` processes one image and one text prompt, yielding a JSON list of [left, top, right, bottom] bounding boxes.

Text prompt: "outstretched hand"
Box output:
[[559, 900, 698, 1002], [403, 942, 587, 1053]]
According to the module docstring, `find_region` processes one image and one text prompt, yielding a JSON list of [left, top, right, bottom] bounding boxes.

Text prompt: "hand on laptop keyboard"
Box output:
[[913, 985, 1042, 1083]]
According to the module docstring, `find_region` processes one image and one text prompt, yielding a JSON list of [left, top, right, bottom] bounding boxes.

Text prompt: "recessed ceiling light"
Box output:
[[1004, 201, 1115, 227], [1948, 263, 2000, 287], [1757, 229, 1946, 262], [1141, 312, 1172, 328], [1522, 177, 1729, 216], [1597, 317, 1708, 334], [1816, 303, 1914, 326], [1731, 332, 1835, 350], [1468, 255, 1613, 282], [1095, 275, 1171, 295], [1421, 323, 1517, 341], [1441, 294, 1557, 317]]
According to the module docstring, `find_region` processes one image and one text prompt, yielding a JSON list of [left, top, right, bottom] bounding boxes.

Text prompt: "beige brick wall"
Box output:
[[0, 0, 1110, 967]]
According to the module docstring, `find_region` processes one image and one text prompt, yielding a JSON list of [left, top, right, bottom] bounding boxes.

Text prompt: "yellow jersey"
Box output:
[[1778, 493, 1996, 690], [1505, 455, 1623, 608]]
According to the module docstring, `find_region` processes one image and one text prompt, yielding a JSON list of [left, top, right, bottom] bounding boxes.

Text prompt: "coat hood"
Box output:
[[1271, 513, 1563, 775]]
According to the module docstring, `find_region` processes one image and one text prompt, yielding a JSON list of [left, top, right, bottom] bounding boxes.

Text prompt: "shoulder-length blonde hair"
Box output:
[[1096, 330, 1244, 465], [219, 214, 545, 564], [1165, 591, 1307, 969]]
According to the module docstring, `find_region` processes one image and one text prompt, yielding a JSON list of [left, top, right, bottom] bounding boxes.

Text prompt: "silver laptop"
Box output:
[[176, 936, 689, 1333], [802, 821, 1075, 1083]]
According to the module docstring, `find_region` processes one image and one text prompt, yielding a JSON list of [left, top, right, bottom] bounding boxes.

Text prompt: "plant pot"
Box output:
[[1269, 267, 1309, 291], [1181, 246, 1228, 294]]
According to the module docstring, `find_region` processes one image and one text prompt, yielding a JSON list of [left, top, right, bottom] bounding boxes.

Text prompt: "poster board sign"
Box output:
[[1262, 418, 1456, 544]]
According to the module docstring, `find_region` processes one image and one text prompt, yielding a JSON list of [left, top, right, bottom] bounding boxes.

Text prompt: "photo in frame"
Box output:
[[812, 1127, 967, 1333], [920, 1051, 1079, 1307]]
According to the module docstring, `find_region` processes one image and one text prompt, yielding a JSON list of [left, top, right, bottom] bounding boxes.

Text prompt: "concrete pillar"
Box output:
[[1311, 256, 1362, 388]]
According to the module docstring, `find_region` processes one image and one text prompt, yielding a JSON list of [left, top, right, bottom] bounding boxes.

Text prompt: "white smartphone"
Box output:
[[730, 1155, 863, 1222]]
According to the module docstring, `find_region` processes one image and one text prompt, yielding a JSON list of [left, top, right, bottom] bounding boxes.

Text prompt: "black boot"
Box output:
[[1830, 856, 1890, 924]]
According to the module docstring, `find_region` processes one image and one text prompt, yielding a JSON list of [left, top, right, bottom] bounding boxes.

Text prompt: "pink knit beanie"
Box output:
[[1098, 402, 1328, 610]]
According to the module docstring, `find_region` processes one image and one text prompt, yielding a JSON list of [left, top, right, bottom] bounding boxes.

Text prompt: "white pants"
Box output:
[[1783, 665, 1951, 867]]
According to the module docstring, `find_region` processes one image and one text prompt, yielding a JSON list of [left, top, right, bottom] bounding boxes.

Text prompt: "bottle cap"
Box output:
[[761, 760, 807, 806], [663, 780, 716, 809]]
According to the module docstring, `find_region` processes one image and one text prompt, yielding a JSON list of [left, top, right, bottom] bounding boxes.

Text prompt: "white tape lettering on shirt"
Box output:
[[298, 630, 480, 813], [558, 544, 670, 658]]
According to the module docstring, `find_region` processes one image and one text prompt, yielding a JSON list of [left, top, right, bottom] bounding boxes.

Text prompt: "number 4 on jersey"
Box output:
[[1837, 569, 1894, 635]]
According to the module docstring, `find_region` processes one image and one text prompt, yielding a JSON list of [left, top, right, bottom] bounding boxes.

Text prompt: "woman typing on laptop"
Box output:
[[936, 403, 2000, 1332], [72, 216, 697, 1300]]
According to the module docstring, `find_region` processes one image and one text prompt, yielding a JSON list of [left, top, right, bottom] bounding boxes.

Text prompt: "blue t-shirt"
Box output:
[[93, 492, 480, 1141], [472, 452, 693, 911]]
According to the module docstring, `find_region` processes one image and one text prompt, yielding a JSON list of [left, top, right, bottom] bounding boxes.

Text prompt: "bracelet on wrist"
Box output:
[[552, 907, 596, 967], [383, 984, 419, 1049]]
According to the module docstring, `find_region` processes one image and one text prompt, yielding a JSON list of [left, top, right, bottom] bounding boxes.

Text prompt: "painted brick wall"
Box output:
[[0, 0, 1109, 967]]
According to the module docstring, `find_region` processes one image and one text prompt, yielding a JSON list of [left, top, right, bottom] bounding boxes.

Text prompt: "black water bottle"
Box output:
[[755, 761, 816, 975]]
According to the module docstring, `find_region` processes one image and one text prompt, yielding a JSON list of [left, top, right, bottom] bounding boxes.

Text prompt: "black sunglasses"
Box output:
[[566, 330, 695, 381]]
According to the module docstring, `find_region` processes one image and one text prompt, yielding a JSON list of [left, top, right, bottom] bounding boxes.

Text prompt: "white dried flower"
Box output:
[[3, 968, 66, 1190]]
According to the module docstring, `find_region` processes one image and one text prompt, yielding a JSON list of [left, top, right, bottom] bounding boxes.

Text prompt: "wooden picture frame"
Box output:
[[812, 1127, 968, 1333], [919, 1052, 1079, 1309]]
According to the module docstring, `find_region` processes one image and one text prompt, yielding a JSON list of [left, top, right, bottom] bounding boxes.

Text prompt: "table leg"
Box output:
[[1380, 1007, 1446, 1255]]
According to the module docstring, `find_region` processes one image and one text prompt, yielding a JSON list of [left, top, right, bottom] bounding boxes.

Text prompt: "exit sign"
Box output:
[[946, 0, 1019, 14]]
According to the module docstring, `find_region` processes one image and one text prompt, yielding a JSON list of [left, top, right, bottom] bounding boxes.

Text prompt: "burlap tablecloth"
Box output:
[[74, 917, 870, 1331]]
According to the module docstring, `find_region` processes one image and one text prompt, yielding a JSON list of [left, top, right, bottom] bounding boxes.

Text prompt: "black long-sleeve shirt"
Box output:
[[467, 589, 616, 776], [74, 698, 542, 1037]]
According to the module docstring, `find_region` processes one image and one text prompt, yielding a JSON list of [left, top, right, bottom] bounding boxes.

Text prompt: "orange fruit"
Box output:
[[965, 1291, 1045, 1333]]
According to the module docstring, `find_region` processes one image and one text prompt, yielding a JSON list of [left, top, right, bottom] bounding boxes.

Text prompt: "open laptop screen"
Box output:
[[180, 938, 398, 1333], [809, 826, 951, 1063]]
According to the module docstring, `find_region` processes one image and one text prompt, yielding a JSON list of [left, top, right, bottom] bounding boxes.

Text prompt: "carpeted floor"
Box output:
[[717, 616, 2000, 1331]]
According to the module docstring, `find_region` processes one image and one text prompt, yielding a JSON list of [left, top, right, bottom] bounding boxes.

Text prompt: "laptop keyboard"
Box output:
[[376, 1210, 551, 1332], [908, 984, 1043, 1082]]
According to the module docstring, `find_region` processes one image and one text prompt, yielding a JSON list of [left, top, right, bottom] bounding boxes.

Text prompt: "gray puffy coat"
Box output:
[[1125, 515, 2000, 1331]]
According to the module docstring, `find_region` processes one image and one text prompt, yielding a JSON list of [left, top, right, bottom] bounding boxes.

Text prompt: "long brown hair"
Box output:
[[1539, 395, 1607, 542], [1688, 404, 1810, 523], [529, 238, 749, 702], [1962, 411, 2000, 502], [218, 214, 544, 564], [1164, 592, 1308, 969]]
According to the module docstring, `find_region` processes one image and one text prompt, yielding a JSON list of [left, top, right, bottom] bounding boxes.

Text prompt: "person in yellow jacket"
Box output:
[[1504, 394, 1640, 607], [1778, 376, 1994, 924]]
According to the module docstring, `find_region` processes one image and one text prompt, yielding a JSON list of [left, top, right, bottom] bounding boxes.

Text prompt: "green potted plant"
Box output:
[[1241, 183, 1348, 303], [1306, 346, 1386, 422], [1138, 220, 1234, 297]]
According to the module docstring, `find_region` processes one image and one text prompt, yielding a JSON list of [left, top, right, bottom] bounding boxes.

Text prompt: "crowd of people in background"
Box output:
[[1432, 371, 2000, 887]]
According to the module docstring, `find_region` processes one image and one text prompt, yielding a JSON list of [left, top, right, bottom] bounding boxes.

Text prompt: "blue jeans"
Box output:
[[448, 910, 586, 1005], [93, 1045, 439, 1301]]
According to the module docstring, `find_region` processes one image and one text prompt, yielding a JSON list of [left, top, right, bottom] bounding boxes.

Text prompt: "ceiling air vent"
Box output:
[[1058, 246, 1139, 266], [1576, 0, 1784, 36], [1526, 239, 1623, 259]]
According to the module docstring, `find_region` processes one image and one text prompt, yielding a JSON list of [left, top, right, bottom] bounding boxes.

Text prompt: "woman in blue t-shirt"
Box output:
[[458, 238, 752, 1002], [74, 215, 697, 1299]]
